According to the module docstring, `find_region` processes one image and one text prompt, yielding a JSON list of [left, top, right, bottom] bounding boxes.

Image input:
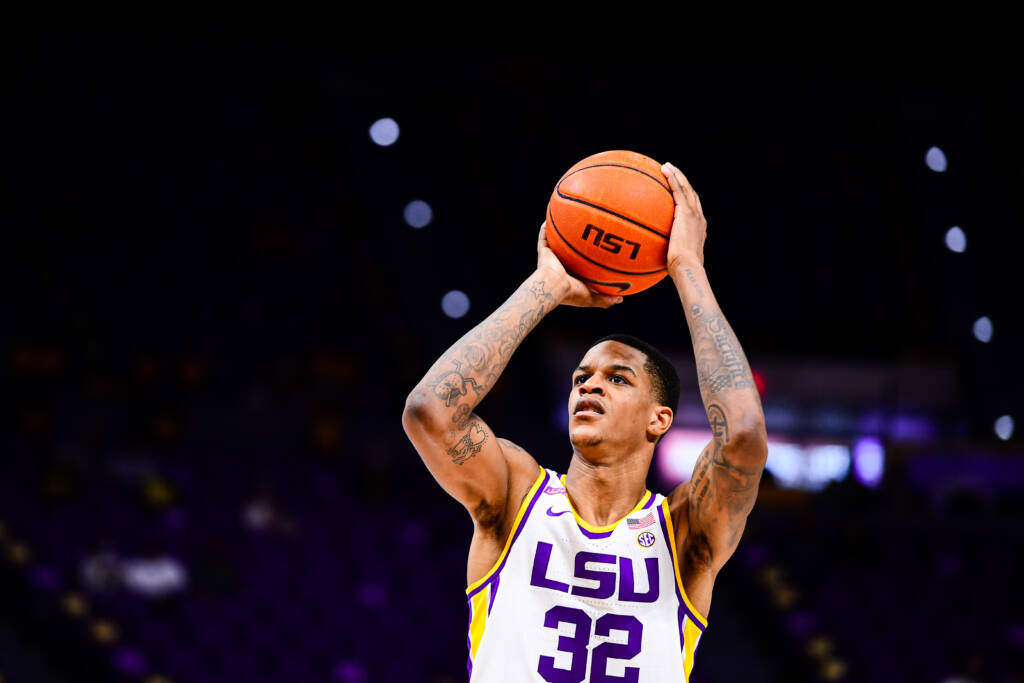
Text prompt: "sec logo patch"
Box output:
[[637, 531, 656, 548]]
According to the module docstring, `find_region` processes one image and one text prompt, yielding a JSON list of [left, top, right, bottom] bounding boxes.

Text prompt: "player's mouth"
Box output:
[[573, 397, 605, 417]]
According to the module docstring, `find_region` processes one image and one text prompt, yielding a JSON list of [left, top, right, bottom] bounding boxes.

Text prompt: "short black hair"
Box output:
[[590, 333, 680, 414]]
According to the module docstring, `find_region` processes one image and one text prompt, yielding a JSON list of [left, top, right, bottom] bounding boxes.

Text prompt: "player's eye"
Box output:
[[573, 374, 588, 385], [610, 374, 626, 384]]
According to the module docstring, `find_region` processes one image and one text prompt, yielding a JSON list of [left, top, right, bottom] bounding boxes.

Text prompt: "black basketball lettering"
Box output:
[[600, 233, 623, 254], [582, 224, 604, 245], [580, 224, 641, 259]]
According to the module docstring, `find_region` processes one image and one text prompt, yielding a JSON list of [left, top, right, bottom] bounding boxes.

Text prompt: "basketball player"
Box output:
[[402, 163, 767, 682]]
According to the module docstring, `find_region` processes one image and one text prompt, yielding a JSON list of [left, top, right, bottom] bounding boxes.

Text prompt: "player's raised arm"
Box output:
[[661, 163, 768, 613], [402, 223, 621, 521]]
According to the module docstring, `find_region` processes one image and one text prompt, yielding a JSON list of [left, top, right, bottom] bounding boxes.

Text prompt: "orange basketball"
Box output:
[[546, 150, 674, 296]]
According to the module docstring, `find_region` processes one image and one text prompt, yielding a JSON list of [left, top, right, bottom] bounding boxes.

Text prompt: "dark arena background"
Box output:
[[3, 46, 1024, 682]]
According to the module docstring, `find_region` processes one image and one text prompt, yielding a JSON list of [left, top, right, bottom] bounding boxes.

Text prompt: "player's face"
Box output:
[[568, 341, 659, 451]]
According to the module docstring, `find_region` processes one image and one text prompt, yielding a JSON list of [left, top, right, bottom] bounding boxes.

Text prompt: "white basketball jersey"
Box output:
[[465, 466, 708, 682]]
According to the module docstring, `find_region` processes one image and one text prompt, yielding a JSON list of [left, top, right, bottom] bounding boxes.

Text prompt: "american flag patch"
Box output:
[[627, 511, 655, 529]]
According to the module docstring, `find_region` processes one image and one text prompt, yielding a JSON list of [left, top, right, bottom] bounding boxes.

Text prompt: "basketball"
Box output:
[[546, 150, 674, 296]]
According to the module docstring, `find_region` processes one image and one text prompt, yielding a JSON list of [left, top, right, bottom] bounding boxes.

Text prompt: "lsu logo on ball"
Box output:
[[582, 224, 641, 259], [637, 531, 656, 548]]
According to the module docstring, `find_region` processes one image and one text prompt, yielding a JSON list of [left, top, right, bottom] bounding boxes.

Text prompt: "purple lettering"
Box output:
[[591, 614, 643, 683], [570, 551, 616, 600], [618, 557, 659, 603], [530, 541, 570, 593]]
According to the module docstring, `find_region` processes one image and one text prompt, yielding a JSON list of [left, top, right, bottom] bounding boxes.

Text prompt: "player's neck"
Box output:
[[563, 450, 650, 528]]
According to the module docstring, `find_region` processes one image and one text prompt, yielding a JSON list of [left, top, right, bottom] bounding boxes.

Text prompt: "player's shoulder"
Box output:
[[497, 437, 541, 475]]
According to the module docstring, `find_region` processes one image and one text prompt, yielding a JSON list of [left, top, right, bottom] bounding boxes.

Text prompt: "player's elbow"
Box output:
[[733, 418, 766, 444], [729, 419, 768, 464], [402, 387, 443, 436]]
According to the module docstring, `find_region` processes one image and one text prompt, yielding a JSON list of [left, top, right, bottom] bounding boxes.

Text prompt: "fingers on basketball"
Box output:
[[663, 165, 689, 201], [665, 165, 703, 218], [588, 285, 621, 308]]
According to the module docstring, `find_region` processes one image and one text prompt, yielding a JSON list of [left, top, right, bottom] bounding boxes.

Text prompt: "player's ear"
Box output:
[[647, 406, 673, 443]]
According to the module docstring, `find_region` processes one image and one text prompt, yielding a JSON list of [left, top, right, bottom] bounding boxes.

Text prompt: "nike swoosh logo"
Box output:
[[546, 507, 569, 517]]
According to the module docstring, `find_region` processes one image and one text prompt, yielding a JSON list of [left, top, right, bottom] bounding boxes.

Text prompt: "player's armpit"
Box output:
[[401, 403, 538, 530]]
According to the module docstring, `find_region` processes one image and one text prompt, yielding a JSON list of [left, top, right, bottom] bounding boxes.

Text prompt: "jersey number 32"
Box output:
[[538, 605, 642, 683]]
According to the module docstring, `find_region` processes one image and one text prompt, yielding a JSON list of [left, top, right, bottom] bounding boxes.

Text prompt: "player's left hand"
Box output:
[[661, 162, 707, 271]]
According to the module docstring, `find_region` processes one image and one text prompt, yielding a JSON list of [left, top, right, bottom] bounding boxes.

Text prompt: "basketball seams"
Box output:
[[557, 163, 673, 195], [555, 190, 672, 240], [555, 166, 672, 239], [546, 209, 668, 277], [546, 152, 672, 296]]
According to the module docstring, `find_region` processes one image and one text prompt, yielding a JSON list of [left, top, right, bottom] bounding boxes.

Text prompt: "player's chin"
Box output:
[[569, 424, 602, 448]]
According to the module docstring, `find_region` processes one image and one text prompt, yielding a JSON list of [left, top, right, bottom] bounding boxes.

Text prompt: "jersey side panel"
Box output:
[[465, 465, 550, 677]]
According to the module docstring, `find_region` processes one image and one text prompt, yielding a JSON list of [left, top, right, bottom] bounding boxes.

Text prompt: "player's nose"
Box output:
[[578, 380, 604, 395]]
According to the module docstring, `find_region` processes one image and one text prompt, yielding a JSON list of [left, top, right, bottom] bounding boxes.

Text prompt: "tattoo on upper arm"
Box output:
[[447, 420, 489, 465], [689, 406, 763, 542], [692, 445, 713, 512], [451, 404, 472, 430], [710, 447, 762, 516], [709, 404, 761, 490]]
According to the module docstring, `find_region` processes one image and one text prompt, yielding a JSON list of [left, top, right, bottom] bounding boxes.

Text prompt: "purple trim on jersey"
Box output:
[[682, 601, 706, 633], [656, 503, 686, 652], [466, 469, 551, 599], [566, 483, 652, 537], [657, 502, 707, 664], [466, 601, 474, 677], [488, 573, 500, 614], [661, 503, 707, 635], [576, 524, 615, 540]]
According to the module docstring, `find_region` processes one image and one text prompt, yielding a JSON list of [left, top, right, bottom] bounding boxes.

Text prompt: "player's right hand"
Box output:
[[536, 221, 622, 308], [661, 162, 707, 271]]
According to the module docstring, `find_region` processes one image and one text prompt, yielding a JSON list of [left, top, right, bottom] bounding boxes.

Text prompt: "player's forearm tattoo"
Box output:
[[684, 268, 706, 299], [423, 273, 559, 416], [676, 264, 766, 571], [431, 360, 482, 407], [686, 302, 755, 399]]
